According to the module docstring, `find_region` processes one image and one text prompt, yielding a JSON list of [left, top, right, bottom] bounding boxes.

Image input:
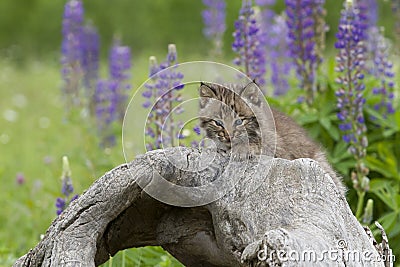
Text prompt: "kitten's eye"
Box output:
[[214, 120, 224, 127], [234, 118, 243, 126]]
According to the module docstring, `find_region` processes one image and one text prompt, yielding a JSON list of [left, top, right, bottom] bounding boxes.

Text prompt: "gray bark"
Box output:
[[14, 147, 389, 266]]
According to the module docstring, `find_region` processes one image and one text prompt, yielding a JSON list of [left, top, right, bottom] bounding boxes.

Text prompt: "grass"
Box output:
[[1, 54, 399, 266], [0, 57, 184, 266]]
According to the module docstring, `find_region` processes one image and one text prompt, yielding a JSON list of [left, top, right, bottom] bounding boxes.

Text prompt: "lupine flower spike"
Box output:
[[371, 28, 396, 119], [109, 38, 132, 121], [61, 0, 84, 107], [285, 0, 326, 104], [94, 79, 118, 147], [311, 0, 327, 66], [81, 23, 100, 114], [55, 156, 79, 215], [232, 0, 266, 88], [254, 0, 276, 40], [202, 0, 226, 56], [143, 44, 185, 150], [334, 0, 369, 219], [254, 0, 276, 52], [267, 15, 295, 96], [255, 0, 295, 96], [143, 56, 161, 150], [358, 0, 378, 30], [94, 39, 132, 147]]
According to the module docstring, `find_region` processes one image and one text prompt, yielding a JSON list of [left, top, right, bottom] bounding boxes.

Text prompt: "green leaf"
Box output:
[[330, 127, 340, 141], [335, 160, 355, 175], [265, 96, 282, 109], [366, 145, 398, 180], [297, 113, 319, 125], [369, 179, 399, 210], [318, 99, 335, 116], [307, 123, 322, 139], [377, 143, 398, 177], [395, 110, 400, 128], [101, 247, 184, 267], [365, 106, 397, 129], [378, 211, 399, 233], [319, 116, 340, 141], [331, 141, 352, 162], [383, 128, 398, 138], [319, 116, 331, 130]]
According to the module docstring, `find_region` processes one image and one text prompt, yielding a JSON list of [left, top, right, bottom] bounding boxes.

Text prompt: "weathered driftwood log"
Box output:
[[14, 147, 389, 267]]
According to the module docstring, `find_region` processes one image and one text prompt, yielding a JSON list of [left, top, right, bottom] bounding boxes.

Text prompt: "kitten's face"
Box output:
[[198, 83, 261, 152]]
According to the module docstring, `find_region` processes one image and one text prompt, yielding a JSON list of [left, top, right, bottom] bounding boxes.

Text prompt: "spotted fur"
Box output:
[[198, 82, 346, 195]]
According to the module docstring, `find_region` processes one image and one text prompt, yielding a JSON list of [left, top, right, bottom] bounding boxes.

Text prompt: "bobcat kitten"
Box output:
[[198, 82, 346, 195]]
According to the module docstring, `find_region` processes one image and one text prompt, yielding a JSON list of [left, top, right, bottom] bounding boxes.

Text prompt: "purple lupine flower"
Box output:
[[188, 125, 202, 148], [61, 0, 84, 105], [55, 197, 66, 216], [143, 44, 185, 150], [366, 26, 380, 75], [285, 0, 326, 104], [142, 56, 159, 110], [232, 0, 266, 88], [255, 0, 276, 32], [312, 0, 328, 65], [94, 79, 109, 124], [193, 125, 201, 135], [255, 0, 276, 44], [266, 15, 295, 96], [335, 0, 367, 148], [255, 0, 275, 5], [61, 0, 84, 65], [92, 39, 131, 147], [109, 40, 132, 83], [81, 23, 100, 108], [109, 39, 132, 121], [256, 0, 295, 96], [202, 0, 226, 56], [371, 28, 396, 118], [335, 0, 369, 192], [94, 79, 118, 147], [55, 156, 79, 216], [363, 0, 396, 120], [358, 0, 378, 31], [61, 176, 74, 197]]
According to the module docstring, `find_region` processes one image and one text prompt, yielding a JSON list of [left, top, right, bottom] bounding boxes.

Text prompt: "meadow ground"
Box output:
[[0, 57, 186, 266], [1, 56, 399, 266]]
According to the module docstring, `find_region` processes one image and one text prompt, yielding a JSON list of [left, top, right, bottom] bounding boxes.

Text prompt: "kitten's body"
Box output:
[[199, 82, 346, 195]]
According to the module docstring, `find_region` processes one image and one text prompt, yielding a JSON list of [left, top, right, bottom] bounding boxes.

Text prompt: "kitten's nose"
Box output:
[[224, 130, 231, 142]]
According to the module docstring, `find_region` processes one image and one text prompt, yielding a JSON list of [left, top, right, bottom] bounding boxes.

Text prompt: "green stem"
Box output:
[[355, 190, 365, 219]]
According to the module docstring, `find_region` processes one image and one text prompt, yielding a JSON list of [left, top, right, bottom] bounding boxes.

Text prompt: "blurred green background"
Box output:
[[0, 0, 396, 63], [0, 0, 399, 266]]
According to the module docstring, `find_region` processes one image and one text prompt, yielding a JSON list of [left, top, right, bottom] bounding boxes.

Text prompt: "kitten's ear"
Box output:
[[199, 82, 217, 108], [199, 82, 217, 98], [240, 82, 262, 106]]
